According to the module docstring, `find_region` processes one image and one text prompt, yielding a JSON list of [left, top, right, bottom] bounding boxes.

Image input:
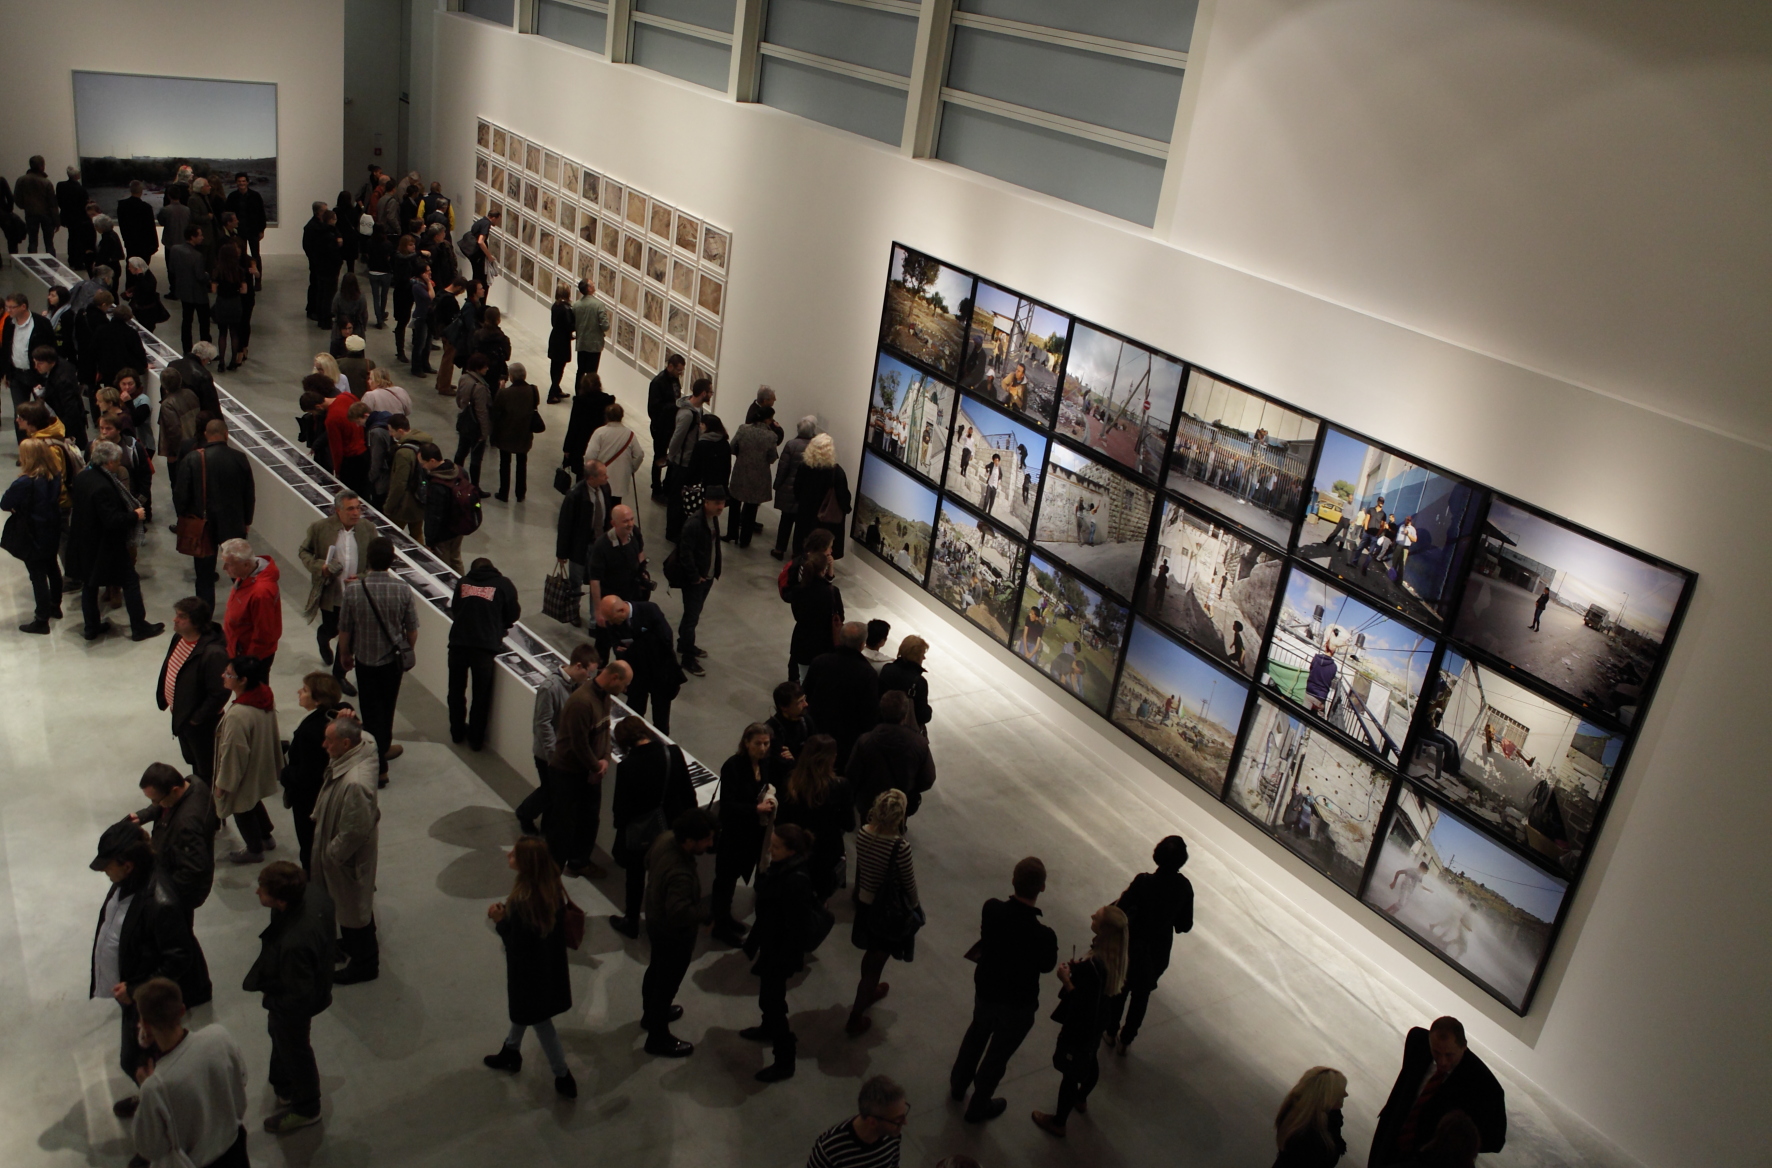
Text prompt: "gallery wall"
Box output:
[[423, 10, 1771, 1166], [0, 0, 345, 255]]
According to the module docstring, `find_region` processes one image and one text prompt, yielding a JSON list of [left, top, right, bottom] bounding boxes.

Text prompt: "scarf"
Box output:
[[233, 685, 277, 711]]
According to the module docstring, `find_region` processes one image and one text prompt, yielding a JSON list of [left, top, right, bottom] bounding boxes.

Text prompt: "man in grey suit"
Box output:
[[166, 225, 211, 356]]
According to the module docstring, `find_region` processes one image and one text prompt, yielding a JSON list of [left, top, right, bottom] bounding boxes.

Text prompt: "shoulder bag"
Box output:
[[868, 837, 926, 948], [561, 888, 586, 950], [360, 580, 417, 671], [174, 450, 215, 558], [816, 485, 843, 524]]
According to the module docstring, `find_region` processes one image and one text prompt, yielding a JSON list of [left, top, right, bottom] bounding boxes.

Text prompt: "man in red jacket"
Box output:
[[220, 539, 283, 668], [323, 383, 368, 488]]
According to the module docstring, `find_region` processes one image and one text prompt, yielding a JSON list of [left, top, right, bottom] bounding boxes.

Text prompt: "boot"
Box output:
[[754, 1032, 796, 1083], [482, 1044, 522, 1072]]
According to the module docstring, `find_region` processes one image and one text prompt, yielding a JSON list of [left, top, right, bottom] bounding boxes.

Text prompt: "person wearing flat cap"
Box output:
[[675, 484, 726, 674]]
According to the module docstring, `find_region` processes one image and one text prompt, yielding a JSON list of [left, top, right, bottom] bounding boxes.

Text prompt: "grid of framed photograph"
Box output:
[[855, 241, 1698, 1014], [474, 118, 730, 383]]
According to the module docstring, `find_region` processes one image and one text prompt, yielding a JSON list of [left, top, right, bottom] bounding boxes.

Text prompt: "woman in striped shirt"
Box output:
[[845, 789, 919, 1036]]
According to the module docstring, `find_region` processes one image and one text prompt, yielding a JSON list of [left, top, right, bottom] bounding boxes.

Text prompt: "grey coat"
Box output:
[[729, 422, 780, 505], [312, 740, 381, 929], [773, 435, 811, 512]]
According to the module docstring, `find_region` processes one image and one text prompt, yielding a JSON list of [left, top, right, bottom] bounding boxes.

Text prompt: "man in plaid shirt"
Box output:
[[337, 537, 420, 785]]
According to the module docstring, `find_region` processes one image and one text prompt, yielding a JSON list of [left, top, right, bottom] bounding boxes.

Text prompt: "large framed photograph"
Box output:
[[1261, 567, 1434, 764], [928, 502, 1027, 645], [1228, 696, 1394, 893], [880, 244, 973, 377], [960, 279, 1070, 428], [852, 453, 939, 583], [866, 350, 955, 483], [1140, 497, 1282, 678], [1409, 648, 1623, 873], [1014, 553, 1129, 715], [945, 396, 1047, 537], [1451, 497, 1690, 725], [1169, 370, 1320, 547], [1111, 619, 1249, 795], [1056, 322, 1182, 481], [1032, 445, 1156, 600], [1296, 427, 1484, 627], [1363, 787, 1568, 1013]]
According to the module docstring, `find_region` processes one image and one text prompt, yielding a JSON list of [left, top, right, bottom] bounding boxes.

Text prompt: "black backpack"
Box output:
[[448, 474, 482, 537], [660, 545, 690, 590]]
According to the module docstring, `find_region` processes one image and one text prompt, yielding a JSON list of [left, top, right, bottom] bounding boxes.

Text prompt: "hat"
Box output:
[[703, 485, 728, 502], [359, 213, 375, 235], [90, 819, 147, 871], [345, 335, 366, 353]]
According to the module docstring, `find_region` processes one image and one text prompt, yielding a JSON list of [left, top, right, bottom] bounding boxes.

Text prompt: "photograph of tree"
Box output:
[[1014, 553, 1129, 715], [866, 350, 954, 483], [1168, 370, 1319, 547], [959, 279, 1069, 429], [928, 502, 1026, 644], [880, 244, 973, 378], [1140, 497, 1281, 677], [1056, 322, 1182, 480], [945, 395, 1047, 537], [1112, 619, 1249, 794], [852, 453, 939, 582], [1032, 445, 1155, 600]]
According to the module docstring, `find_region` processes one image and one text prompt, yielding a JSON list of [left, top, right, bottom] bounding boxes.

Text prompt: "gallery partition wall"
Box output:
[[856, 243, 1696, 1014]]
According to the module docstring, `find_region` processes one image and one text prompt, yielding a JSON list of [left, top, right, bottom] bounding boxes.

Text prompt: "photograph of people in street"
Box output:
[[1228, 697, 1394, 893], [1015, 553, 1129, 715], [1139, 497, 1281, 678], [943, 395, 1047, 537], [852, 453, 939, 582], [879, 244, 973, 377], [865, 349, 955, 482], [1452, 498, 1687, 726], [1056, 321, 1182, 480], [1408, 650, 1622, 873], [1167, 370, 1319, 547], [1111, 619, 1249, 794], [1032, 444, 1155, 600], [1364, 788, 1568, 1011], [1295, 428, 1484, 627], [928, 502, 1027, 644], [1261, 568, 1434, 764], [959, 279, 1070, 429]]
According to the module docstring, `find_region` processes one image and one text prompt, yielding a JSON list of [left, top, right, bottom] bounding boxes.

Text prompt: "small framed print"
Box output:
[[507, 134, 525, 165], [474, 189, 487, 217], [622, 233, 644, 272], [577, 251, 596, 284], [649, 201, 672, 240], [543, 152, 560, 184], [701, 225, 729, 270], [693, 316, 719, 361], [520, 218, 537, 248], [639, 330, 663, 372], [674, 212, 700, 255], [490, 165, 506, 195], [602, 179, 624, 216], [475, 156, 489, 184], [666, 302, 692, 345], [490, 199, 505, 224], [670, 257, 696, 302], [642, 288, 665, 330], [615, 314, 637, 355], [557, 204, 576, 234], [519, 253, 537, 287], [492, 127, 508, 156], [625, 189, 647, 229], [540, 191, 557, 222], [525, 142, 543, 174], [618, 273, 641, 314], [561, 162, 578, 197], [539, 229, 556, 262], [522, 180, 540, 213], [581, 169, 599, 204], [697, 270, 724, 318], [478, 120, 491, 148], [600, 221, 620, 258], [577, 216, 597, 246], [504, 209, 521, 239], [645, 244, 668, 285], [597, 260, 619, 293], [557, 242, 575, 276]]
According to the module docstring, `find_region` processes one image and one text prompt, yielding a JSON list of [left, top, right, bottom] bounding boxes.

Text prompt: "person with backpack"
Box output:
[[381, 415, 431, 543], [461, 206, 499, 292], [662, 379, 711, 541], [420, 182, 455, 234], [419, 443, 476, 573], [447, 557, 520, 752], [427, 273, 465, 394], [453, 352, 495, 490], [742, 823, 824, 1084], [608, 716, 696, 938]]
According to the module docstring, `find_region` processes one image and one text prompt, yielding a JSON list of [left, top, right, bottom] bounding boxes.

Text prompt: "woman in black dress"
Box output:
[[280, 672, 344, 873], [786, 547, 842, 683], [562, 371, 612, 481], [1272, 1066, 1348, 1167], [1032, 903, 1129, 1138], [683, 413, 732, 524], [482, 836, 577, 1098], [608, 717, 695, 938], [773, 734, 853, 903], [210, 244, 251, 370], [793, 432, 850, 558], [741, 823, 819, 1083], [547, 284, 574, 403], [1103, 834, 1194, 1053], [712, 722, 776, 946]]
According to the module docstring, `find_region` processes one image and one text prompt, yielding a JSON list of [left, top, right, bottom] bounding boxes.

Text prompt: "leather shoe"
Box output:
[[643, 1035, 693, 1058], [130, 622, 166, 642], [964, 1097, 1008, 1122], [608, 914, 639, 939], [383, 744, 404, 761], [333, 962, 379, 985], [667, 1005, 684, 1022], [83, 621, 116, 641], [338, 677, 358, 698], [112, 1096, 139, 1119], [18, 619, 50, 634]]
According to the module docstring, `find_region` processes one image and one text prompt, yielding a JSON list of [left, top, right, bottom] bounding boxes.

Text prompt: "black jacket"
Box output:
[[788, 573, 842, 663], [37, 358, 86, 448], [878, 658, 933, 729], [803, 647, 878, 773], [677, 509, 722, 582], [243, 884, 336, 1017], [765, 711, 817, 785], [135, 779, 219, 910], [586, 529, 645, 601], [281, 706, 335, 816], [687, 433, 731, 489], [746, 853, 816, 977], [1118, 870, 1194, 989], [0, 312, 54, 391], [93, 316, 149, 392], [92, 868, 213, 1008], [972, 897, 1058, 1008], [166, 357, 218, 416], [611, 739, 695, 866], [715, 753, 769, 881], [449, 563, 521, 650], [497, 909, 572, 1026], [646, 369, 680, 441], [562, 386, 613, 465], [156, 628, 231, 736], [1370, 1028, 1507, 1165], [302, 214, 340, 270], [66, 465, 138, 586], [1051, 954, 1106, 1054], [224, 188, 268, 237], [847, 722, 937, 817], [117, 195, 159, 256], [794, 462, 851, 556], [173, 441, 255, 543], [1275, 1110, 1346, 1168], [609, 600, 683, 701], [555, 478, 611, 563], [548, 301, 574, 362], [773, 780, 853, 900]]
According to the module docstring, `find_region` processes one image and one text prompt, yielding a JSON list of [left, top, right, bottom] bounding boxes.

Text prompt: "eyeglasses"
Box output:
[[869, 1106, 910, 1129]]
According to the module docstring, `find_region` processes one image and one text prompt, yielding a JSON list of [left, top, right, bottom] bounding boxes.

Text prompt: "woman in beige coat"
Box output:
[[213, 655, 283, 864], [313, 714, 383, 983]]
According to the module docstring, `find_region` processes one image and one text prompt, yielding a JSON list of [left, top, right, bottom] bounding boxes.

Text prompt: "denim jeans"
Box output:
[[505, 1019, 569, 1076], [366, 271, 393, 323], [677, 580, 711, 660]]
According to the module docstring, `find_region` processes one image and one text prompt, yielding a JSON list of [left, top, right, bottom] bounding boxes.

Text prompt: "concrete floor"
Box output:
[[0, 256, 1644, 1167]]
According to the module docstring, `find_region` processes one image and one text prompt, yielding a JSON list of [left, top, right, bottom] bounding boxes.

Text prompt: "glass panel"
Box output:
[[635, 0, 735, 34], [537, 0, 606, 53], [958, 0, 1196, 53], [763, 0, 918, 75], [947, 26, 1183, 142], [462, 0, 517, 25], [758, 57, 907, 147], [936, 102, 1164, 226], [633, 21, 732, 91]]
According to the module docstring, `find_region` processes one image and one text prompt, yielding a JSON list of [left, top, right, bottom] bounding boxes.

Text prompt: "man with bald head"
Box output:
[[546, 657, 630, 877], [599, 592, 684, 734], [556, 458, 612, 627]]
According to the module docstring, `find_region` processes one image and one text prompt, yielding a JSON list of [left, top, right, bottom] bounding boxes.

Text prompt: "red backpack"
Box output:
[[449, 475, 482, 537]]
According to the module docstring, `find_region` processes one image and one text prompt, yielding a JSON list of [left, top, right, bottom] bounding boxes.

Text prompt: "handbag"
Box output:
[[866, 837, 926, 946], [621, 805, 669, 855], [530, 413, 547, 434], [361, 580, 416, 671], [553, 463, 574, 496], [816, 485, 843, 524], [542, 562, 577, 623], [562, 890, 586, 950], [0, 511, 37, 562], [174, 450, 215, 558]]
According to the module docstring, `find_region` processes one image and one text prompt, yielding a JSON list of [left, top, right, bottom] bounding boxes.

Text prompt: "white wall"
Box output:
[[0, 0, 344, 254], [447, 10, 1766, 1166]]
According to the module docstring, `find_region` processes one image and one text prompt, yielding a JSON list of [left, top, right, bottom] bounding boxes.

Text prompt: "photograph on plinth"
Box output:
[[928, 502, 1027, 644], [1111, 619, 1249, 795], [1056, 321, 1182, 481], [1364, 787, 1567, 1012], [959, 279, 1070, 429], [1140, 497, 1281, 678], [1014, 553, 1129, 715], [1032, 445, 1156, 601], [944, 395, 1047, 537], [866, 350, 955, 483], [1228, 696, 1393, 893], [853, 453, 939, 583], [1169, 370, 1319, 547], [1409, 649, 1622, 873], [880, 244, 973, 378], [1451, 497, 1689, 726], [1296, 428, 1483, 627]]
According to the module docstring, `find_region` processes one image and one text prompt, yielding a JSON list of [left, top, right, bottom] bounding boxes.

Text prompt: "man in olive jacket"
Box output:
[[313, 717, 382, 985], [641, 809, 715, 1058], [298, 490, 378, 695], [245, 862, 335, 1133]]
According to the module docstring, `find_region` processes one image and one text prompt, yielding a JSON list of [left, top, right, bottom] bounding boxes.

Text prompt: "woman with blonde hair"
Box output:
[[2, 437, 66, 632], [774, 734, 853, 902], [1032, 904, 1129, 1137], [483, 836, 577, 1098], [793, 431, 850, 558], [846, 788, 920, 1035], [313, 352, 347, 397], [1272, 1066, 1348, 1166]]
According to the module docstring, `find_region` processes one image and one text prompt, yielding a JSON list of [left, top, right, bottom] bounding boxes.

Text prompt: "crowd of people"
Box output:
[[0, 154, 1510, 1168]]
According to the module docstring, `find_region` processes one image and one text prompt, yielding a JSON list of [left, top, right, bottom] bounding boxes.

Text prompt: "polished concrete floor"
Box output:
[[0, 255, 1642, 1167]]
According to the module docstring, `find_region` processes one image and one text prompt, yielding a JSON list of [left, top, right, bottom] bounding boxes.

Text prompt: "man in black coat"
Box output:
[[166, 348, 219, 416], [156, 597, 232, 781], [30, 346, 86, 449], [554, 459, 610, 623], [131, 763, 219, 912], [2, 293, 55, 441], [646, 354, 684, 495], [846, 691, 937, 815], [116, 180, 159, 261], [166, 225, 211, 355], [302, 202, 342, 327], [950, 856, 1058, 1122], [57, 167, 93, 268], [674, 487, 724, 675], [68, 449, 164, 641], [877, 635, 933, 733], [224, 172, 268, 268], [172, 418, 255, 609], [601, 595, 684, 734], [802, 621, 880, 775], [448, 557, 521, 751], [244, 862, 335, 1133], [93, 305, 149, 391], [1369, 1016, 1507, 1165]]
